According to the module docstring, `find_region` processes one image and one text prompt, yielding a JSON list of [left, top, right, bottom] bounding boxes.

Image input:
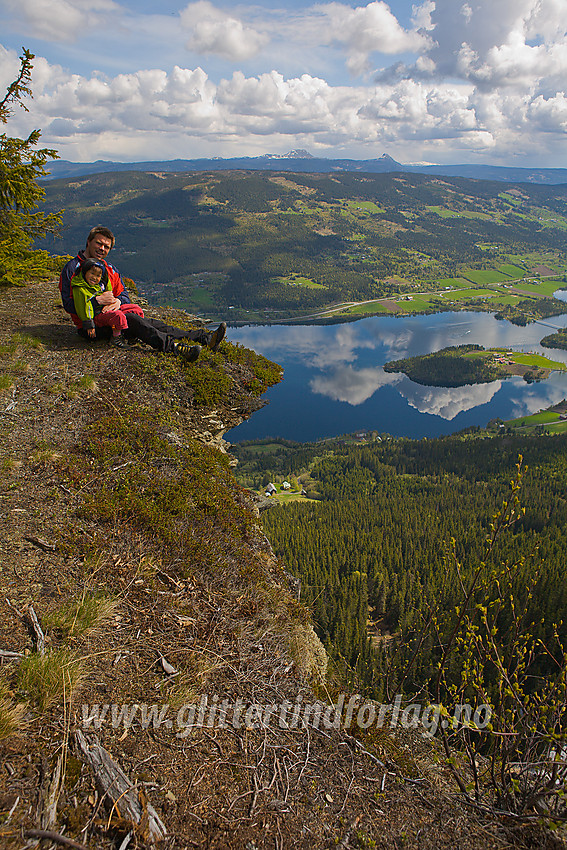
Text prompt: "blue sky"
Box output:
[[1, 0, 566, 166]]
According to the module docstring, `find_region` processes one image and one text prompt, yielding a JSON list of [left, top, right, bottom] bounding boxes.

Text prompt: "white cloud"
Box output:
[[411, 0, 435, 31], [528, 93, 567, 133], [1, 0, 567, 164], [0, 52, 561, 163], [2, 0, 121, 43], [316, 1, 431, 76], [428, 0, 567, 88], [180, 1, 268, 60]]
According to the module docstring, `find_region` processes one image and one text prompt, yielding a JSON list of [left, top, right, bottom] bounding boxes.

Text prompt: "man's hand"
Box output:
[[101, 298, 121, 313], [87, 328, 96, 339], [96, 290, 116, 306]]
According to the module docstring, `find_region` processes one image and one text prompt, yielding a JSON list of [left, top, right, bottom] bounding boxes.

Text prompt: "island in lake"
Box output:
[[383, 344, 566, 387]]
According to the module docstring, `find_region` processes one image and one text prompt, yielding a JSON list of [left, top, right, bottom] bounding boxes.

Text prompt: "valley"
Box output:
[[37, 169, 567, 325]]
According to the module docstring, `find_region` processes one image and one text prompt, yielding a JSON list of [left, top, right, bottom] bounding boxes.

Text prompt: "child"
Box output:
[[71, 259, 209, 361], [71, 259, 146, 348]]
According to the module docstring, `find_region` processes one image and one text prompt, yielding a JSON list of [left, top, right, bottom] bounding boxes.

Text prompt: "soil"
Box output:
[[0, 282, 564, 849]]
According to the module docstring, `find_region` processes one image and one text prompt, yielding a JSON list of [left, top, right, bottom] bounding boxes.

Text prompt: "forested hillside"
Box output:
[[259, 431, 567, 699], [36, 170, 567, 321]]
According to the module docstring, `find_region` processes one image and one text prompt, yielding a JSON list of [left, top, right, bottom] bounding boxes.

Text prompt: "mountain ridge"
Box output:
[[44, 152, 567, 185]]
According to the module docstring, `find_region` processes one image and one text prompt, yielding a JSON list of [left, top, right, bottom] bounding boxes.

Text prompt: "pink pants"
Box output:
[[94, 303, 144, 333]]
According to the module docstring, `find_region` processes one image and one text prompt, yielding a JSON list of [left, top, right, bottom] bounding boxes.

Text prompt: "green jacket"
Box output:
[[71, 271, 112, 330]]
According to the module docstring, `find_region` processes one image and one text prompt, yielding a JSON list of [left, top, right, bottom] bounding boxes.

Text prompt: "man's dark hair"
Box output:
[[86, 226, 115, 249]]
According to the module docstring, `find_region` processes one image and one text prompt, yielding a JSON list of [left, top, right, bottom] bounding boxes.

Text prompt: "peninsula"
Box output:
[[383, 343, 566, 387]]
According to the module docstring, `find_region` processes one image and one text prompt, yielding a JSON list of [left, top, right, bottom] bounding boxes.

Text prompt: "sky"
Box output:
[[0, 0, 566, 166]]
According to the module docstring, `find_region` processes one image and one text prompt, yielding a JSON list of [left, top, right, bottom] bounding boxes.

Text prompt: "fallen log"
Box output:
[[74, 729, 166, 844]]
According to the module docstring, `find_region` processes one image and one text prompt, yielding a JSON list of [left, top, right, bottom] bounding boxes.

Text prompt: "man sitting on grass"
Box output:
[[59, 225, 226, 361]]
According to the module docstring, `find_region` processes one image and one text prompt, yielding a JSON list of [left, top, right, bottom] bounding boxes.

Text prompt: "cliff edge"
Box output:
[[0, 283, 561, 849]]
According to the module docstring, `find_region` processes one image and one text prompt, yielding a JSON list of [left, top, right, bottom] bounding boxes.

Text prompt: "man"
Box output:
[[59, 226, 226, 358]]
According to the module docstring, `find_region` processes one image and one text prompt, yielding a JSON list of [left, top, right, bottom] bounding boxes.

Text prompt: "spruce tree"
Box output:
[[0, 49, 62, 285]]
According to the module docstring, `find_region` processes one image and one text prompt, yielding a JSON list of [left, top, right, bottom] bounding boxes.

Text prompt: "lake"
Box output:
[[226, 309, 567, 443]]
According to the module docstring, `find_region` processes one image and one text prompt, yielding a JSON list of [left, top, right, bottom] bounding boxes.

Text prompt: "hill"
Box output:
[[36, 170, 567, 323], [44, 153, 567, 185], [2, 282, 555, 848]]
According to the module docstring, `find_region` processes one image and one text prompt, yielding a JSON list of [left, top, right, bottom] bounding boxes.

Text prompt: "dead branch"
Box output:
[[74, 729, 166, 843], [27, 605, 45, 655], [23, 829, 89, 850], [39, 754, 63, 831], [24, 535, 57, 552], [0, 649, 23, 661]]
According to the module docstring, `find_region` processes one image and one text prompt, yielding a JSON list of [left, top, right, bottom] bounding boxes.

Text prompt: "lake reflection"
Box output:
[[227, 311, 567, 442]]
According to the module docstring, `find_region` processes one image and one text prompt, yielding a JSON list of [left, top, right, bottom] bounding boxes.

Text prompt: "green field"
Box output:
[[510, 280, 564, 296], [461, 269, 514, 284], [472, 350, 565, 370], [278, 275, 327, 289], [498, 193, 522, 206], [503, 409, 567, 433], [439, 287, 497, 301], [511, 352, 565, 369], [345, 200, 385, 214], [497, 264, 526, 278], [427, 206, 491, 220], [436, 278, 471, 287], [346, 301, 392, 314], [397, 295, 441, 312]]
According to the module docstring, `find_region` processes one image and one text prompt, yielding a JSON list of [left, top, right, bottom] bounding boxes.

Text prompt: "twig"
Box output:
[[248, 773, 260, 817], [5, 795, 19, 824], [39, 753, 63, 830], [24, 535, 57, 553], [343, 730, 386, 768], [28, 605, 45, 655], [203, 730, 224, 756], [23, 829, 89, 850]]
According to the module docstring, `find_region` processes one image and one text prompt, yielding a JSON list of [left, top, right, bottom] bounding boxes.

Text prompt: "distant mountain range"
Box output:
[[44, 150, 567, 185]]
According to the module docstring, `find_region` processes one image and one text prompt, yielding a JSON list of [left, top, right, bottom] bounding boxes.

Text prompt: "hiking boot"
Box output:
[[110, 335, 128, 349], [173, 341, 201, 363], [207, 322, 226, 352]]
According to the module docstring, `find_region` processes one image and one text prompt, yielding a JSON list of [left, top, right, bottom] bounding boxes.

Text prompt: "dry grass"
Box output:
[[0, 676, 26, 740], [16, 649, 85, 711], [29, 447, 63, 465], [44, 593, 119, 639], [287, 623, 328, 681]]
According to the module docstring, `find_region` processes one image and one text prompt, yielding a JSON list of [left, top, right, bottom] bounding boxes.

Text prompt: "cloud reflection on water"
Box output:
[[227, 310, 567, 440], [400, 379, 502, 420], [310, 365, 401, 405]]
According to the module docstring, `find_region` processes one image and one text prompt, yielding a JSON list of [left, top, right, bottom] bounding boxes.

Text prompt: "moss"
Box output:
[[183, 350, 232, 406], [84, 408, 175, 464], [80, 408, 252, 551], [134, 333, 282, 406], [223, 341, 283, 395]]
